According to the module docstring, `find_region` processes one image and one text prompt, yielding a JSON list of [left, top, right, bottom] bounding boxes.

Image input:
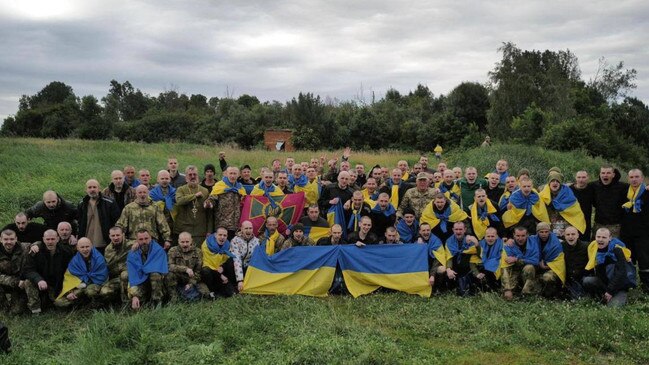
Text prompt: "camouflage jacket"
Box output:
[[116, 199, 171, 243], [167, 246, 202, 285], [104, 241, 131, 277]]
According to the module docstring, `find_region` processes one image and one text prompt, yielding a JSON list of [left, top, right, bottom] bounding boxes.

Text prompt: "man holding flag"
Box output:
[[55, 237, 109, 308], [127, 230, 168, 310]]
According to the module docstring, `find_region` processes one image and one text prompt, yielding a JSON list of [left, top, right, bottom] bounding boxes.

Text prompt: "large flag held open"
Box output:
[[338, 244, 432, 298], [243, 244, 338, 297], [243, 244, 432, 298], [240, 192, 306, 236]]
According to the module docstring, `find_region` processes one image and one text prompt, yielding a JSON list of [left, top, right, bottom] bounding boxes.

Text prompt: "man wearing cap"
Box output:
[[201, 164, 217, 193], [280, 224, 315, 250], [238, 165, 256, 185], [531, 222, 566, 298], [397, 172, 437, 220], [540, 168, 586, 238]]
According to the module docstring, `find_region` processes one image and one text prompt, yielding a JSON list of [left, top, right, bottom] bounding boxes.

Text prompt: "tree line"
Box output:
[[1, 42, 647, 170]]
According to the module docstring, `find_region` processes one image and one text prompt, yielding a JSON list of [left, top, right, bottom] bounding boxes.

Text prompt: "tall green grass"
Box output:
[[2, 293, 648, 364]]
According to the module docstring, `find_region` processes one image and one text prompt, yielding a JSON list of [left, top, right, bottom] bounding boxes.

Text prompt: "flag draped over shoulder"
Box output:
[[202, 235, 237, 271], [539, 184, 586, 234], [585, 238, 632, 270], [126, 241, 169, 287], [396, 219, 419, 244], [149, 185, 176, 211], [210, 177, 247, 196], [243, 244, 338, 297], [420, 200, 468, 233], [529, 233, 566, 283], [338, 244, 432, 298], [622, 183, 646, 213], [479, 238, 505, 279], [386, 179, 402, 208], [502, 189, 549, 228], [58, 248, 109, 299], [470, 200, 500, 240], [240, 192, 306, 236], [502, 239, 540, 268]]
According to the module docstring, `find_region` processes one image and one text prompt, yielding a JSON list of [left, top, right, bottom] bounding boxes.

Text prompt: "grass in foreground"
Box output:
[[2, 293, 649, 365]]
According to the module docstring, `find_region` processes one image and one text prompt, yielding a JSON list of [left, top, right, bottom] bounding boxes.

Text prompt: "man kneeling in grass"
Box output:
[[127, 230, 168, 310]]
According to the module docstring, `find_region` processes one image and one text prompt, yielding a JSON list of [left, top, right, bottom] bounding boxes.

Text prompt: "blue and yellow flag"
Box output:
[[585, 238, 632, 271], [202, 235, 237, 271], [420, 200, 468, 233], [539, 184, 586, 234], [502, 239, 540, 267], [530, 233, 566, 283], [210, 177, 247, 197], [479, 238, 505, 279], [502, 189, 549, 228], [126, 241, 169, 287], [470, 200, 500, 240], [396, 219, 419, 243], [58, 248, 109, 299], [327, 201, 347, 240], [622, 183, 646, 213], [303, 225, 331, 243], [243, 244, 338, 297], [338, 244, 432, 298], [303, 178, 321, 206]]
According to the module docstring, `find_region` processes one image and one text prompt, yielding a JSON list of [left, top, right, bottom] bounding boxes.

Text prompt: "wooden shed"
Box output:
[[264, 129, 294, 152]]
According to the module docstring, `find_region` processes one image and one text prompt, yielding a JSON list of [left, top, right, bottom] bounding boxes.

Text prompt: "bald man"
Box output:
[[77, 179, 120, 253], [319, 171, 355, 215], [25, 190, 78, 233], [621, 169, 649, 291], [102, 170, 136, 212]]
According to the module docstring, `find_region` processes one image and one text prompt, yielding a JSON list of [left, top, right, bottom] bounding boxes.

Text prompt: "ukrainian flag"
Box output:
[[327, 201, 347, 239], [303, 225, 331, 242], [242, 244, 338, 297], [338, 244, 432, 298]]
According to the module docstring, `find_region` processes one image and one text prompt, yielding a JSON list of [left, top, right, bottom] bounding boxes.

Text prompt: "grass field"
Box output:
[[0, 138, 644, 364]]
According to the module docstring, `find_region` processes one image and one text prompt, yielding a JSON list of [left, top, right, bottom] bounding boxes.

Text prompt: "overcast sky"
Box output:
[[1, 0, 648, 121]]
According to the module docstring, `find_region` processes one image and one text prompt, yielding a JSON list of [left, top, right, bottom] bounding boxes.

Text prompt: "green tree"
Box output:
[[445, 82, 490, 131]]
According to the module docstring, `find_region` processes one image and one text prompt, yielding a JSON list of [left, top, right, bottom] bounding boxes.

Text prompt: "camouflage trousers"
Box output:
[[54, 284, 103, 308], [127, 273, 165, 302], [501, 264, 538, 294], [24, 280, 58, 312], [164, 272, 209, 300], [99, 272, 129, 303], [0, 281, 28, 314]]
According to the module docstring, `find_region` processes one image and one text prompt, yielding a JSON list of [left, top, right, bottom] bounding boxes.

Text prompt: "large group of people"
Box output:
[[0, 149, 647, 314]]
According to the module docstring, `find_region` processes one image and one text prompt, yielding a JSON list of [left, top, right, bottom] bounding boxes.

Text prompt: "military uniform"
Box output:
[[281, 236, 315, 250], [127, 247, 165, 302], [116, 199, 171, 244], [100, 241, 131, 302], [501, 263, 538, 294], [397, 187, 437, 219], [165, 245, 208, 299], [257, 232, 286, 255], [173, 184, 211, 242], [22, 243, 74, 313], [0, 242, 30, 314], [213, 192, 242, 233]]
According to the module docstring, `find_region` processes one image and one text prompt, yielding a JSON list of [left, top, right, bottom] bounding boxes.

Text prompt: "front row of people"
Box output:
[[0, 218, 636, 314]]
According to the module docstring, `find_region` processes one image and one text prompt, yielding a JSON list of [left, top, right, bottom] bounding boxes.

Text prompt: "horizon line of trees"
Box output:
[[2, 42, 647, 170]]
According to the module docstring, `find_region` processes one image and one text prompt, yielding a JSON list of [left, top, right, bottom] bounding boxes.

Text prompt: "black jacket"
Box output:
[[77, 193, 121, 244], [561, 240, 589, 281], [318, 184, 354, 214], [620, 188, 649, 237], [570, 183, 595, 238], [590, 169, 629, 225], [593, 246, 631, 294], [0, 222, 46, 244], [21, 243, 74, 294], [24, 194, 78, 233]]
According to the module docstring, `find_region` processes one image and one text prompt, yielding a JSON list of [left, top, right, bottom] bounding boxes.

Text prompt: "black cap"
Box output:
[[204, 164, 215, 173]]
